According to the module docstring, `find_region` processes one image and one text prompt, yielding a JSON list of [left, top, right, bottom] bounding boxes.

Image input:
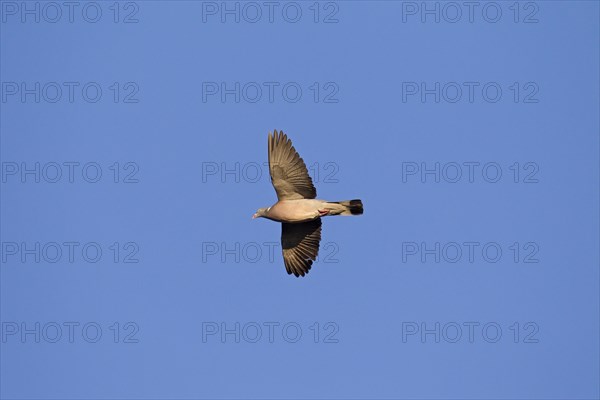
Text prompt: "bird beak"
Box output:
[[252, 213, 258, 219]]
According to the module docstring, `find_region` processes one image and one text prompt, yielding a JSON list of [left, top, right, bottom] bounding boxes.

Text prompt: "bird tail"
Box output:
[[326, 199, 364, 216]]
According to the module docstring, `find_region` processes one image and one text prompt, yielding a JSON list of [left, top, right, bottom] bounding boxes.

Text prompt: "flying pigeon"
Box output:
[[253, 130, 363, 277]]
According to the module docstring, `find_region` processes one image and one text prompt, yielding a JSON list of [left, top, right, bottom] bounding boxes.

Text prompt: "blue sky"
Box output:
[[1, 1, 599, 399]]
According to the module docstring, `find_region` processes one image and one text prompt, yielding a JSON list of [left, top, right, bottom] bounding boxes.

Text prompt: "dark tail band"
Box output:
[[330, 199, 363, 215]]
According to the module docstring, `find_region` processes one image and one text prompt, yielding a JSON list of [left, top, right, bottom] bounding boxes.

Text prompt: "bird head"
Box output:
[[252, 207, 269, 219]]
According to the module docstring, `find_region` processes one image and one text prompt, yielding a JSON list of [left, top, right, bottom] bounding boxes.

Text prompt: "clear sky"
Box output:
[[1, 1, 599, 399]]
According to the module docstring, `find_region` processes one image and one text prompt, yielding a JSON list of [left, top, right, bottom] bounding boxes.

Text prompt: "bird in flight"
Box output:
[[253, 130, 363, 277]]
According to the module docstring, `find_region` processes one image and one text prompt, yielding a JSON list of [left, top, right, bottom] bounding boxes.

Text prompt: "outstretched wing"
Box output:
[[268, 130, 316, 200], [281, 219, 322, 277]]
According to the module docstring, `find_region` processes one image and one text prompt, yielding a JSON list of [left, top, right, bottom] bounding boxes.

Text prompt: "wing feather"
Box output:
[[268, 130, 316, 200], [281, 219, 322, 277]]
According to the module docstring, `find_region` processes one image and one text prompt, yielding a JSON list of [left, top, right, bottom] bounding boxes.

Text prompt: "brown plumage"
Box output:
[[253, 130, 363, 277], [268, 130, 316, 200], [282, 219, 322, 277]]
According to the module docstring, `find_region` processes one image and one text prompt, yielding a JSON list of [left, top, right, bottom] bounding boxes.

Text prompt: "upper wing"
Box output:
[[281, 219, 322, 277], [268, 130, 316, 200]]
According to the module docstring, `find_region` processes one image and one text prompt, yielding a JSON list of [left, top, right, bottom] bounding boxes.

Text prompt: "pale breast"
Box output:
[[267, 199, 323, 223]]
